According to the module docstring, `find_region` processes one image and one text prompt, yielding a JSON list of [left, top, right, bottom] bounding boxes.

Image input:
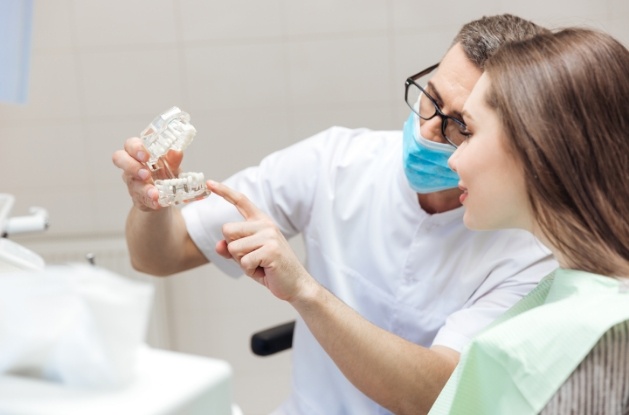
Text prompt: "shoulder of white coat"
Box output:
[[316, 126, 400, 143], [311, 126, 401, 161]]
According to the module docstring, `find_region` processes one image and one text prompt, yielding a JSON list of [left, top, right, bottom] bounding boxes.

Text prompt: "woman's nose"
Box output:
[[448, 145, 463, 172]]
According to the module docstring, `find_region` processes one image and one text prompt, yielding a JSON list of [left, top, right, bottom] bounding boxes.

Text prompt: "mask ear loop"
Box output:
[[140, 107, 211, 207]]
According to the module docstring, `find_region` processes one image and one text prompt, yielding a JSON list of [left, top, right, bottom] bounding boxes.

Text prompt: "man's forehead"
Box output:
[[428, 44, 482, 113]]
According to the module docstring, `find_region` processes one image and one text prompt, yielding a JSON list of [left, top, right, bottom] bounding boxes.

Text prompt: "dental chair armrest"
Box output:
[[250, 321, 295, 356]]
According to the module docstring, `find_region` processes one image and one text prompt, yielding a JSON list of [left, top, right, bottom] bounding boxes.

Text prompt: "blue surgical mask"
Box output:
[[402, 111, 459, 193]]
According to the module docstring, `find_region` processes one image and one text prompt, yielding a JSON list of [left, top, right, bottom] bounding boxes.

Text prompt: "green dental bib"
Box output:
[[429, 268, 629, 415]]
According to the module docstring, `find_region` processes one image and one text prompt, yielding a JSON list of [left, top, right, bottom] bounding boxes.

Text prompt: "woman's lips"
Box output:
[[458, 185, 468, 204]]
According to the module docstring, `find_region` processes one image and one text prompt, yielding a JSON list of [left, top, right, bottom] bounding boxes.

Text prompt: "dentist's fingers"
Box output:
[[123, 136, 149, 163], [112, 138, 148, 179], [112, 137, 161, 211], [207, 180, 296, 287], [215, 240, 232, 259], [163, 148, 184, 171], [218, 222, 268, 280], [207, 180, 265, 221], [224, 225, 275, 257], [240, 248, 267, 281]]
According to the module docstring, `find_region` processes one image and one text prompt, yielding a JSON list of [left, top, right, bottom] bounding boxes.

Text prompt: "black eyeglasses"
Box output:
[[404, 63, 468, 147]]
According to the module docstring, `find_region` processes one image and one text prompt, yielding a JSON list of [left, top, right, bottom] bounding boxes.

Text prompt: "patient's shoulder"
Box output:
[[540, 320, 629, 415]]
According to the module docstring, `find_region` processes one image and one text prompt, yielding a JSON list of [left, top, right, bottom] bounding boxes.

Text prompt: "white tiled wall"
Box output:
[[3, 1, 629, 414]]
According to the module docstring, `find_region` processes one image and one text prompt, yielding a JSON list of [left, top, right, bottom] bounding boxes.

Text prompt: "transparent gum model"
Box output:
[[140, 106, 210, 207]]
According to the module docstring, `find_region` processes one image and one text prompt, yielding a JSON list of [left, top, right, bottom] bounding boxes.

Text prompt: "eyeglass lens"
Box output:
[[406, 81, 468, 147]]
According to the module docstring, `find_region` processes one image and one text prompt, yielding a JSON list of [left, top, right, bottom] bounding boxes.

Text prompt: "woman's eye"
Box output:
[[459, 125, 472, 137]]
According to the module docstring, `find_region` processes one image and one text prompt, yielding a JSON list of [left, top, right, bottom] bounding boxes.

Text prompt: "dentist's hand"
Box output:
[[207, 180, 315, 303], [112, 137, 183, 211]]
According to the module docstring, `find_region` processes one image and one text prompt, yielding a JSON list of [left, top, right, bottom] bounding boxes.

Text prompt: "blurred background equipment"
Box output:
[[0, 0, 33, 104], [0, 193, 47, 272]]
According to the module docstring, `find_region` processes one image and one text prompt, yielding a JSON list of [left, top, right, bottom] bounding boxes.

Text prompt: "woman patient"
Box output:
[[431, 27, 629, 414], [207, 27, 629, 415]]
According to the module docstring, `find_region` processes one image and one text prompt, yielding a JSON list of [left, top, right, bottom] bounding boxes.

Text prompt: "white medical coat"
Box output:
[[181, 127, 557, 415]]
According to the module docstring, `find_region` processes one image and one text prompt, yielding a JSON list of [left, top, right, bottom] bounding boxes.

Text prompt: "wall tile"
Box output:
[[287, 36, 390, 106], [92, 185, 133, 234], [31, 0, 74, 51], [283, 0, 388, 36], [610, 0, 629, 15], [289, 104, 398, 141], [9, 186, 95, 236], [184, 43, 288, 112], [181, 107, 292, 181], [0, 52, 82, 123], [178, 0, 283, 42], [0, 123, 89, 190], [392, 1, 502, 33], [499, 0, 606, 25], [73, 0, 178, 48], [608, 18, 629, 46], [84, 118, 147, 185], [390, 31, 456, 105], [79, 48, 184, 118]]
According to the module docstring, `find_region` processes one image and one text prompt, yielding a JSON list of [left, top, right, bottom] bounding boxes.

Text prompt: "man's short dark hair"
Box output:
[[452, 14, 550, 69]]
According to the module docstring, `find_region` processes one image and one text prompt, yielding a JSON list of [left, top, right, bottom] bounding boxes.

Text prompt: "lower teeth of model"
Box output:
[[154, 172, 209, 206]]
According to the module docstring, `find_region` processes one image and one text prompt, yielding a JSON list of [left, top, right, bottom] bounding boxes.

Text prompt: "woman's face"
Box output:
[[448, 73, 533, 232]]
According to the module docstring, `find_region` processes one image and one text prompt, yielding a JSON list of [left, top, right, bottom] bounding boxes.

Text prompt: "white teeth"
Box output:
[[141, 107, 198, 168], [141, 107, 210, 207], [154, 172, 209, 206]]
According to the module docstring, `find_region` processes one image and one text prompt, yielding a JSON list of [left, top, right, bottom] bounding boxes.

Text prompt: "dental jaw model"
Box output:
[[141, 107, 210, 207]]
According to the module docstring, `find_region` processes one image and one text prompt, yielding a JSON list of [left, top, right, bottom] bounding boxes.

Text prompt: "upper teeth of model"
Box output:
[[140, 107, 210, 207]]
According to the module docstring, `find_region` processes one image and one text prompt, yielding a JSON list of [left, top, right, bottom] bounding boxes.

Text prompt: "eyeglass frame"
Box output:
[[404, 63, 468, 148]]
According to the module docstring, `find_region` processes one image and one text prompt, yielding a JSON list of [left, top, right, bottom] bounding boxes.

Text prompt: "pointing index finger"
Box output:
[[207, 180, 262, 220]]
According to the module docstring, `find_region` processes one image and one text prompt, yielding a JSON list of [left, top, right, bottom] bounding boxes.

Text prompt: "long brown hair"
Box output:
[[485, 28, 629, 276]]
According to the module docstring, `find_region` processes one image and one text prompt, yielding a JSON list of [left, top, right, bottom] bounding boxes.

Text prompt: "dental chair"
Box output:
[[0, 193, 48, 272], [251, 320, 295, 356]]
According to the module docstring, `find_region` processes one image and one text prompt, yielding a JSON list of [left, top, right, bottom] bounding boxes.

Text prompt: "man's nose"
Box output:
[[419, 116, 444, 144]]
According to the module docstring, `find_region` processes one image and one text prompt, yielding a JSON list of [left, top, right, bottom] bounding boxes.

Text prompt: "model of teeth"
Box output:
[[140, 106, 210, 207]]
